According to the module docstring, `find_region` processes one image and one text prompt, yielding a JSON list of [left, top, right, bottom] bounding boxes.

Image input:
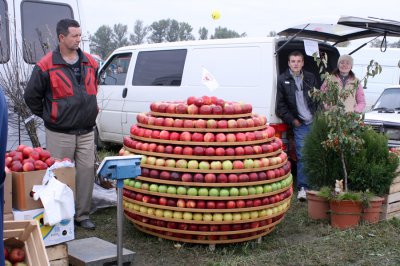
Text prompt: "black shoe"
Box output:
[[75, 219, 96, 230]]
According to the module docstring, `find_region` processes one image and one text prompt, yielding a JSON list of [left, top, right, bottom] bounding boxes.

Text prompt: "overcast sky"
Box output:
[[81, 0, 399, 44]]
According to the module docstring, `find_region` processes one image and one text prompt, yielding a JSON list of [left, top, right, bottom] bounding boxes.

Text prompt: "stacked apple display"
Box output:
[[122, 96, 293, 244]]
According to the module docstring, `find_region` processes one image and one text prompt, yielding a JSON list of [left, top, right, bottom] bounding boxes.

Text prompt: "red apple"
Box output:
[[169, 132, 180, 141], [217, 120, 228, 129], [195, 119, 207, 128], [183, 119, 194, 128], [216, 173, 228, 183], [187, 104, 199, 115], [205, 147, 216, 156], [206, 119, 218, 128], [9, 247, 25, 263], [176, 103, 188, 114], [227, 174, 238, 183], [199, 105, 212, 115], [215, 133, 227, 142], [204, 132, 215, 142], [173, 119, 184, 128], [215, 147, 225, 156], [180, 131, 192, 141], [204, 173, 217, 183], [235, 133, 246, 142], [212, 105, 223, 115], [191, 132, 204, 142]]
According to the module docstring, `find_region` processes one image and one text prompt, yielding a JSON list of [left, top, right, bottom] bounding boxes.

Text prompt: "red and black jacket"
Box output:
[[24, 47, 98, 134]]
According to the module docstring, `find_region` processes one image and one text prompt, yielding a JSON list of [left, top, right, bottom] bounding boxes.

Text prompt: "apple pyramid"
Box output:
[[122, 96, 293, 244]]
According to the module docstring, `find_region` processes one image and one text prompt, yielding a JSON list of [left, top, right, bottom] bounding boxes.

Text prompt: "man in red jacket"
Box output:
[[24, 19, 98, 230]]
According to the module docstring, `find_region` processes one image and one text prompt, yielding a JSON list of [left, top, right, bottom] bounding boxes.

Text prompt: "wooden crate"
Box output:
[[46, 243, 68, 266], [381, 176, 400, 220], [4, 220, 50, 266]]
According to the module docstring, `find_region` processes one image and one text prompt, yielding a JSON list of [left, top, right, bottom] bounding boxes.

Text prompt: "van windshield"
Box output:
[[373, 88, 400, 110]]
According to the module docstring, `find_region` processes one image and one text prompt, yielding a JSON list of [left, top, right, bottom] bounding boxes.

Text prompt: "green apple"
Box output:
[[259, 209, 268, 217], [250, 211, 259, 219], [243, 159, 254, 169], [222, 160, 233, 170], [209, 188, 220, 197], [199, 161, 210, 170], [167, 186, 177, 194], [128, 180, 135, 187], [149, 184, 159, 192], [203, 213, 213, 221], [183, 212, 193, 220], [232, 213, 242, 221], [133, 181, 142, 189], [229, 187, 239, 196], [263, 184, 272, 193], [193, 213, 203, 221], [187, 160, 199, 169], [187, 187, 198, 196], [176, 186, 187, 195], [239, 187, 249, 196], [147, 207, 155, 215], [158, 185, 168, 193], [198, 187, 209, 196], [163, 210, 173, 218], [173, 211, 183, 219], [123, 179, 130, 185], [219, 188, 230, 197], [248, 186, 256, 195], [223, 213, 233, 222], [271, 183, 278, 191], [241, 211, 250, 220], [213, 213, 223, 222], [140, 155, 147, 164], [276, 182, 282, 190], [255, 185, 264, 194], [155, 209, 164, 217], [139, 206, 148, 213]]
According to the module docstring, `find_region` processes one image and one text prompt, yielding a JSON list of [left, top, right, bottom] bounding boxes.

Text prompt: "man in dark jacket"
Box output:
[[24, 19, 98, 230], [276, 51, 318, 201]]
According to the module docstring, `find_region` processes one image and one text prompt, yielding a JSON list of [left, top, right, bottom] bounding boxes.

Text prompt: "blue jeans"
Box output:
[[293, 123, 311, 189]]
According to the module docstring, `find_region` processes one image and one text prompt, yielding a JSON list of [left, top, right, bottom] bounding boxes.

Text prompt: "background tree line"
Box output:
[[89, 19, 400, 60], [89, 19, 247, 59]]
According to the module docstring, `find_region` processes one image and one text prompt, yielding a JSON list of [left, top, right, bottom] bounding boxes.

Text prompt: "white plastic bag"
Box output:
[[32, 161, 75, 226]]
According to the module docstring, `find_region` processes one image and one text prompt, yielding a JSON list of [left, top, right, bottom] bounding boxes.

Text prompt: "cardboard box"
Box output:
[[13, 208, 75, 246], [12, 167, 76, 211], [4, 172, 12, 213], [4, 220, 50, 266]]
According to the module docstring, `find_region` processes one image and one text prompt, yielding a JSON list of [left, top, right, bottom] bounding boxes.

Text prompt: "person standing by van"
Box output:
[[321, 54, 366, 113], [276, 51, 319, 201], [24, 19, 99, 230]]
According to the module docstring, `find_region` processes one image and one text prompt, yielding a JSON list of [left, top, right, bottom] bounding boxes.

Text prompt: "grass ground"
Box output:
[[76, 148, 400, 265]]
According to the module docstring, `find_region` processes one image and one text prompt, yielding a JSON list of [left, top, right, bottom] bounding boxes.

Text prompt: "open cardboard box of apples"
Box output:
[[5, 145, 76, 211]]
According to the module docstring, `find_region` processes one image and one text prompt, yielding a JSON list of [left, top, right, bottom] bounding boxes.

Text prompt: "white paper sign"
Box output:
[[304, 40, 319, 58], [201, 67, 219, 91]]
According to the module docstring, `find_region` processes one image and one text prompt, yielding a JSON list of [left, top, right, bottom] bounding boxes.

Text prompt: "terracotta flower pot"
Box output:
[[306, 190, 330, 220], [362, 196, 384, 224], [330, 200, 362, 229]]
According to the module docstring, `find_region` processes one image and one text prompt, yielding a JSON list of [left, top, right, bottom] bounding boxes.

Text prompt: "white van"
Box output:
[[1, 0, 87, 150], [96, 16, 400, 148], [338, 47, 400, 109]]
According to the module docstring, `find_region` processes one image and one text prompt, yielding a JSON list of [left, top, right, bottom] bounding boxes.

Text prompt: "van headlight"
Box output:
[[385, 128, 400, 140]]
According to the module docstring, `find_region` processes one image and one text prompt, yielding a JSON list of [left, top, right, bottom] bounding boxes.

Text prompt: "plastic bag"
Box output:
[[32, 161, 75, 226]]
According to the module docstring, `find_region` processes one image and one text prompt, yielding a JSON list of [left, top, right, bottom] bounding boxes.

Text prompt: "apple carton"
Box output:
[[4, 171, 12, 214], [13, 208, 74, 246], [12, 167, 76, 211]]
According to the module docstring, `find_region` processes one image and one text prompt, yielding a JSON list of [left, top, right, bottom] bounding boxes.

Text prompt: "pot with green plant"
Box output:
[[306, 186, 331, 220], [302, 54, 385, 229], [360, 191, 385, 224]]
